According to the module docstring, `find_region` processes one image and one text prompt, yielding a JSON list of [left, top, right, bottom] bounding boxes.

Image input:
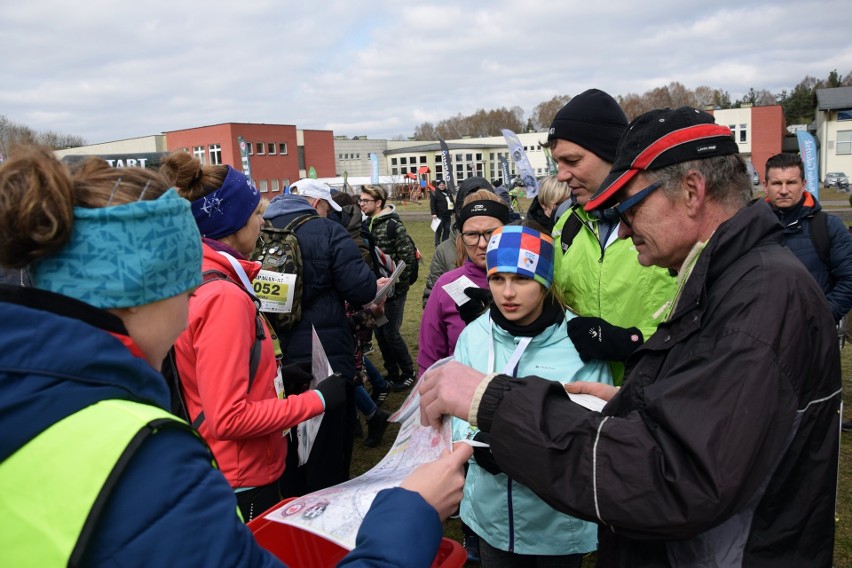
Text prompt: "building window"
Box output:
[[401, 157, 407, 165], [268, 143, 276, 155], [838, 130, 852, 155], [271, 179, 280, 192], [357, 154, 361, 159], [297, 146, 305, 170], [256, 143, 265, 155], [209, 144, 222, 165], [391, 167, 399, 175], [279, 143, 288, 155], [282, 178, 290, 190], [420, 156, 427, 164], [739, 124, 747, 143], [193, 146, 205, 165], [247, 142, 253, 155], [391, 158, 398, 166]]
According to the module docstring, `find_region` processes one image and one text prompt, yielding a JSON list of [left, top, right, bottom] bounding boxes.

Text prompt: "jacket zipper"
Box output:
[[507, 477, 515, 552]]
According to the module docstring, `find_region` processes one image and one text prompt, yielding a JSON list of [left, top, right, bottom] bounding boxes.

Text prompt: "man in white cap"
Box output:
[[264, 180, 381, 495]]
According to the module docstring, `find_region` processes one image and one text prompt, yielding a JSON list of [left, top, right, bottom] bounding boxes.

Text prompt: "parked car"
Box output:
[[824, 172, 848, 188], [752, 171, 760, 186]]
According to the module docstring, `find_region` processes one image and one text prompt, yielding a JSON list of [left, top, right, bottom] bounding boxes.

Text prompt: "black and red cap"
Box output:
[[585, 107, 738, 211]]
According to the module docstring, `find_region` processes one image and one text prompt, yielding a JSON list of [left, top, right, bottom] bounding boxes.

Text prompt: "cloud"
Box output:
[[1, 0, 850, 144]]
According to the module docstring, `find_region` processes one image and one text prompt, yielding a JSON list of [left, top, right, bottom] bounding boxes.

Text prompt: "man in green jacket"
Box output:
[[542, 89, 676, 383]]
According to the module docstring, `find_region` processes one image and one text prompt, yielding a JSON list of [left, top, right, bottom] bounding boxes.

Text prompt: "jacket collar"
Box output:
[[668, 200, 783, 323]]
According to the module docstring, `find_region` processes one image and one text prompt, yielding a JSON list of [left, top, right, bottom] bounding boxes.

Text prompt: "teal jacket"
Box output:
[[552, 206, 677, 383], [452, 309, 611, 555]]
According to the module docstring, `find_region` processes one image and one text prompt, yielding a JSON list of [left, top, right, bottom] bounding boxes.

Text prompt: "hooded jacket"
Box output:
[[174, 243, 325, 488], [264, 195, 377, 378], [368, 204, 417, 297], [477, 201, 841, 567], [768, 190, 852, 322]]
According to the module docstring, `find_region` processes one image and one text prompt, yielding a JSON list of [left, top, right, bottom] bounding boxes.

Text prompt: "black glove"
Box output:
[[471, 431, 502, 475], [566, 316, 644, 363], [314, 373, 346, 411], [458, 287, 492, 325], [281, 361, 313, 395]]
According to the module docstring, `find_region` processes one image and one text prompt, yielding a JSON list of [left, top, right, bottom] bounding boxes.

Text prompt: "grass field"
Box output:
[[350, 197, 852, 567]]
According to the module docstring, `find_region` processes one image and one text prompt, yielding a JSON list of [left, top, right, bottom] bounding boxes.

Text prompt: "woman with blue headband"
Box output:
[[0, 146, 473, 567], [451, 224, 613, 567]]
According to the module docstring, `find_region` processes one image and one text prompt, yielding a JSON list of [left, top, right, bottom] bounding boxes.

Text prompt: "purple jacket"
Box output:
[[417, 260, 487, 376]]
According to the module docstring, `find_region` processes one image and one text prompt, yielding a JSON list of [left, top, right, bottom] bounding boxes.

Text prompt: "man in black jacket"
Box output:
[[429, 179, 454, 246], [419, 107, 841, 567]]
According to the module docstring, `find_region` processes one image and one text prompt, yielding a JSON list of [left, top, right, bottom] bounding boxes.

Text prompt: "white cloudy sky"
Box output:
[[2, 0, 850, 144]]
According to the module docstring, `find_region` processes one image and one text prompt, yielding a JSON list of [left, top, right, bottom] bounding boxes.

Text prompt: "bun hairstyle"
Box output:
[[159, 151, 228, 201], [0, 145, 169, 268]]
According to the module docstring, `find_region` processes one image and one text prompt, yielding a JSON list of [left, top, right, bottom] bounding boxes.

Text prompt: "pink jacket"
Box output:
[[417, 260, 488, 376], [174, 243, 324, 488]]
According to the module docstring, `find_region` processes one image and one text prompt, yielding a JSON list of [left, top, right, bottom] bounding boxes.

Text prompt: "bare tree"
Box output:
[[530, 95, 572, 131]]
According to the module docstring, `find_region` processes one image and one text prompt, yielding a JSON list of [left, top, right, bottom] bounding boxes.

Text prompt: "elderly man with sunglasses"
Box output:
[[419, 107, 841, 567]]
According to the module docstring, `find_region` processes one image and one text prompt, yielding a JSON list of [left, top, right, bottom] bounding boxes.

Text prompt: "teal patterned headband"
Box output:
[[34, 189, 202, 308]]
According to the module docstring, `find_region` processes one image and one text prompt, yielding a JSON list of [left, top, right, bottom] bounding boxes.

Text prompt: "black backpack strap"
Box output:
[[559, 210, 584, 253], [183, 269, 266, 429], [70, 417, 208, 567], [284, 212, 319, 232], [388, 218, 399, 240], [810, 210, 831, 267]]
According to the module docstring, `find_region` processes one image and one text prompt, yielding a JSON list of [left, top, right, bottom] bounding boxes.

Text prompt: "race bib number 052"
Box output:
[[252, 269, 296, 313]]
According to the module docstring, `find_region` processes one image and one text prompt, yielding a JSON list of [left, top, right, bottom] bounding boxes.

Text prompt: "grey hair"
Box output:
[[645, 154, 752, 210]]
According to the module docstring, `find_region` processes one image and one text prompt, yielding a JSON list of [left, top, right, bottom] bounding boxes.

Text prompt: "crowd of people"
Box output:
[[1, 88, 849, 567]]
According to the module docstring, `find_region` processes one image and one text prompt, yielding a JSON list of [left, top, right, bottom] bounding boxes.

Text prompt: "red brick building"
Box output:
[[164, 123, 335, 195], [708, 106, 786, 182]]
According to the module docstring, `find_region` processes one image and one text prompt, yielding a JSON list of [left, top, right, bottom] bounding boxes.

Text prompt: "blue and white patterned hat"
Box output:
[[486, 225, 555, 289]]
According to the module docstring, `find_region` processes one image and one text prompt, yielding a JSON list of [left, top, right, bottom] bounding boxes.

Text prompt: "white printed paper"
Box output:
[[371, 260, 406, 305], [441, 274, 479, 306], [263, 363, 452, 550], [566, 392, 608, 412], [430, 217, 441, 232], [295, 327, 335, 466]]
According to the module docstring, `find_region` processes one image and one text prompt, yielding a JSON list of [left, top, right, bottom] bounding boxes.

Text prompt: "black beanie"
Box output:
[[547, 89, 627, 164], [454, 176, 494, 211]]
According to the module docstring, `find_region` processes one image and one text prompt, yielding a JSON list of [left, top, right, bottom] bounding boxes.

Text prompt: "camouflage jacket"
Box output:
[[368, 205, 416, 297]]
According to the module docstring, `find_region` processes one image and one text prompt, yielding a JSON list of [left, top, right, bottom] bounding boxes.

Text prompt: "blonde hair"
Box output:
[[536, 175, 571, 210]]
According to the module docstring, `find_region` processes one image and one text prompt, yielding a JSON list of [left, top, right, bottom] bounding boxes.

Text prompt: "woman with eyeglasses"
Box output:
[[417, 190, 510, 377], [451, 224, 612, 568]]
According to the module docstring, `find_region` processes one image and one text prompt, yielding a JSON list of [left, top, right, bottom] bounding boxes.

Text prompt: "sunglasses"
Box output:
[[613, 181, 660, 228]]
